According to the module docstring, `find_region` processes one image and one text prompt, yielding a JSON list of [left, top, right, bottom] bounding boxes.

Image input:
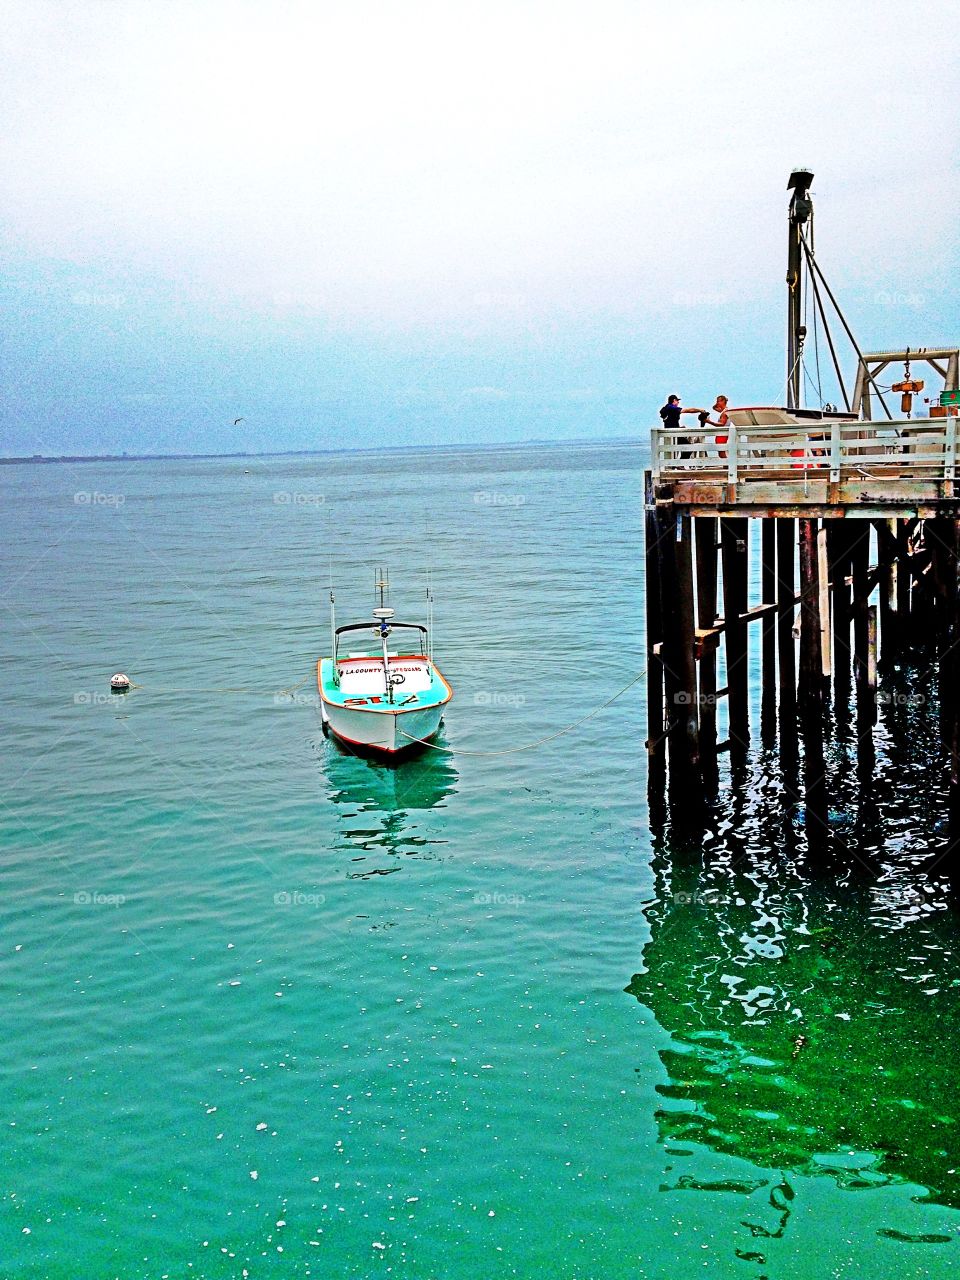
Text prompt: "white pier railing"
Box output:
[[652, 417, 959, 486]]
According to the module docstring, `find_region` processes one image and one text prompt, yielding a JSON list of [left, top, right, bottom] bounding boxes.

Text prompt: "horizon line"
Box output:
[[0, 436, 645, 466]]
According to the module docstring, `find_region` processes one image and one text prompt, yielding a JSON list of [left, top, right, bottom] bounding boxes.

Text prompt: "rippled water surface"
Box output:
[[1, 444, 959, 1277]]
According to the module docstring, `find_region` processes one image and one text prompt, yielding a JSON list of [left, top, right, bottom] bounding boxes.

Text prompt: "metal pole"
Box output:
[[381, 625, 394, 704], [787, 169, 814, 410]]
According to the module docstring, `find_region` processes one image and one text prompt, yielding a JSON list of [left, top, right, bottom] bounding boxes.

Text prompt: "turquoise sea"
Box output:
[[2, 442, 959, 1278]]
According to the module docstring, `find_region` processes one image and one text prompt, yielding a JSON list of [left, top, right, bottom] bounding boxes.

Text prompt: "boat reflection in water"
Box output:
[[628, 776, 960, 1226], [321, 729, 458, 881]]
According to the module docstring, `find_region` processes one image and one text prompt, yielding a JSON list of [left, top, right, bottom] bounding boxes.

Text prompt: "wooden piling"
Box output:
[[875, 518, 899, 670], [851, 522, 870, 715], [798, 519, 824, 715], [657, 505, 701, 801], [817, 526, 832, 689], [828, 520, 853, 710], [643, 471, 666, 797], [929, 517, 959, 746], [929, 515, 956, 665], [798, 517, 828, 850], [910, 520, 936, 640], [721, 517, 750, 758], [865, 605, 878, 729], [896, 519, 912, 645], [776, 518, 797, 728], [761, 519, 777, 745], [695, 516, 719, 791], [935, 518, 960, 867]]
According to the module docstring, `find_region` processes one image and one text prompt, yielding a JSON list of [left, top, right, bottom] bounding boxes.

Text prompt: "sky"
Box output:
[[1, 0, 958, 456]]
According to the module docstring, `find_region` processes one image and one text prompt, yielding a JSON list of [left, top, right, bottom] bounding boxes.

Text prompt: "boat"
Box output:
[[657, 403, 860, 472], [317, 579, 453, 756]]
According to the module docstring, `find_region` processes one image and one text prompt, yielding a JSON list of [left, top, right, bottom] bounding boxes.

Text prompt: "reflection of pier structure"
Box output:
[[626, 841, 960, 1213], [644, 171, 960, 854]]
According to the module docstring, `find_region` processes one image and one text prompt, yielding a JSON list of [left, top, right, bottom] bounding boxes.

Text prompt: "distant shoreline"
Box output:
[[0, 438, 641, 465]]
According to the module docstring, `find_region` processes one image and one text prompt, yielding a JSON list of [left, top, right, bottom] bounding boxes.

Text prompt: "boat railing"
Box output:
[[651, 416, 959, 485]]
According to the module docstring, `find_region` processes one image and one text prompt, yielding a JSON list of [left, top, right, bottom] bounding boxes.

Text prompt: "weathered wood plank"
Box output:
[[721, 517, 750, 758]]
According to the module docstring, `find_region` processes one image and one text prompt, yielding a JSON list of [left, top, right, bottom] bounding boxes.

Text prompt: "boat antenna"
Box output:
[[426, 576, 435, 666], [329, 585, 338, 680], [372, 569, 395, 704], [374, 566, 390, 611]]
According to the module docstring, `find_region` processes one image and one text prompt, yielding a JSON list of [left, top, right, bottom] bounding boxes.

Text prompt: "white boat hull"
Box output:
[[321, 700, 445, 755], [317, 644, 452, 757]]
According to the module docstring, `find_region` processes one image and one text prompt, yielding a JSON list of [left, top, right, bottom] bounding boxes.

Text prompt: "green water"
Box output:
[[1, 444, 958, 1277]]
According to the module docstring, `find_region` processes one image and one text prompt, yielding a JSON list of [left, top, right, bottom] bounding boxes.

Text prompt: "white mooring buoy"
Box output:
[[110, 673, 131, 693]]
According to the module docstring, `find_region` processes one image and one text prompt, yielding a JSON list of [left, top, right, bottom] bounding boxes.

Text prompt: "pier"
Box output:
[[644, 171, 960, 857], [644, 415, 960, 852]]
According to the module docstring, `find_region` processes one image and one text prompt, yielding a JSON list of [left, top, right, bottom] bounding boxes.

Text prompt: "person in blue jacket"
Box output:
[[659, 394, 702, 459], [659, 394, 684, 430]]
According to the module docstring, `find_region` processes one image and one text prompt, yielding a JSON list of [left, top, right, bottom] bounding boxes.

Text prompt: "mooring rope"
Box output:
[[397, 667, 648, 757], [123, 674, 314, 697], [117, 666, 648, 759]]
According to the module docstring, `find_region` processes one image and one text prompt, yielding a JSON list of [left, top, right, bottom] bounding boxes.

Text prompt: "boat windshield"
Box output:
[[334, 622, 429, 663]]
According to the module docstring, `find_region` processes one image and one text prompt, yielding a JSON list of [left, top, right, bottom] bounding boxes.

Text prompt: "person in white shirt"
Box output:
[[707, 394, 732, 458]]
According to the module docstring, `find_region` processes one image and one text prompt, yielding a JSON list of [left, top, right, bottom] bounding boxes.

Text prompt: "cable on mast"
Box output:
[[806, 261, 851, 411], [800, 236, 893, 420]]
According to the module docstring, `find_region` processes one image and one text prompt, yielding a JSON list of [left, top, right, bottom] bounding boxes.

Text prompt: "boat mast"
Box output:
[[786, 168, 814, 409], [329, 588, 337, 681], [375, 566, 389, 612], [373, 567, 394, 704]]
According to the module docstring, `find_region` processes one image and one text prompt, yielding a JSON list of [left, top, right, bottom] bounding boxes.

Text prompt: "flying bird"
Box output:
[[234, 417, 244, 426]]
